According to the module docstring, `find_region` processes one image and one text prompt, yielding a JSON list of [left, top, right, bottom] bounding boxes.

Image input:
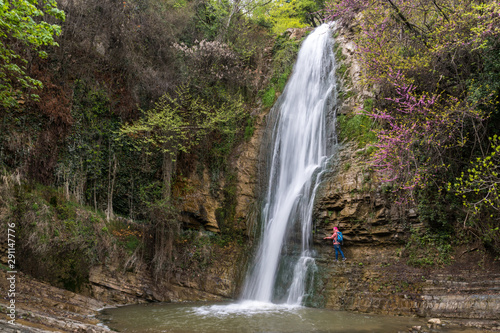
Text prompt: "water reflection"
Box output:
[[99, 301, 431, 333]]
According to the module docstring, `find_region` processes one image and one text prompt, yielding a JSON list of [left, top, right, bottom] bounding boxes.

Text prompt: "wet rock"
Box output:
[[173, 169, 222, 232], [89, 264, 156, 304], [285, 27, 313, 40], [428, 318, 442, 325]]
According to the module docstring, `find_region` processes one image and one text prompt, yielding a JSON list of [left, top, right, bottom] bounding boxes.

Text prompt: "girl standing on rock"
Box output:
[[324, 226, 346, 262]]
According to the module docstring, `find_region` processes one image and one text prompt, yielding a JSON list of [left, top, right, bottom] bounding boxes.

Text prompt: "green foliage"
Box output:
[[56, 80, 121, 208], [125, 235, 140, 254], [56, 80, 166, 221], [415, 185, 461, 248], [272, 36, 300, 82], [450, 135, 500, 253], [267, 0, 323, 35], [4, 181, 110, 292], [0, 105, 44, 171], [58, 0, 195, 107], [405, 229, 453, 267], [363, 98, 373, 113], [194, 0, 231, 41], [207, 132, 236, 177], [173, 39, 247, 94], [337, 113, 377, 148], [262, 86, 276, 108], [120, 85, 245, 158], [0, 0, 65, 108], [268, 0, 307, 35], [181, 0, 275, 100], [259, 35, 300, 108], [336, 62, 350, 80], [467, 38, 500, 116], [333, 42, 346, 62], [452, 135, 500, 215], [244, 117, 255, 141]]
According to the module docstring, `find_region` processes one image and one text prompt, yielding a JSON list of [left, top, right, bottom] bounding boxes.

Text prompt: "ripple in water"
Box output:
[[99, 302, 434, 333]]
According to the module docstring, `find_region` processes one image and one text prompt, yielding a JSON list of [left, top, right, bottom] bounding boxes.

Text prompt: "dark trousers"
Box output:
[[334, 244, 345, 260]]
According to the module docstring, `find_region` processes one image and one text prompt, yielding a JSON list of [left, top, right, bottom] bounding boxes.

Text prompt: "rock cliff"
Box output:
[[309, 22, 500, 330]]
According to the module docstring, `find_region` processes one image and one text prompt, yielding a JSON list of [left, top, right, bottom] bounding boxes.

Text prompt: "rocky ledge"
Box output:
[[311, 143, 500, 330], [0, 270, 111, 332]]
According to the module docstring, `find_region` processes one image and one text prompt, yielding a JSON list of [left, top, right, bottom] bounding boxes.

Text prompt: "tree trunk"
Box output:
[[162, 153, 174, 199], [106, 152, 118, 221]]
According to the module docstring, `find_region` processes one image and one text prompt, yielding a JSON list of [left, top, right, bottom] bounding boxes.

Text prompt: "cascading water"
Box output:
[[241, 22, 338, 305], [98, 22, 465, 333]]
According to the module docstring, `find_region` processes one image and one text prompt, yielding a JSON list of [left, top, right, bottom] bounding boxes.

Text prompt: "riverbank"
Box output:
[[0, 270, 112, 332], [1, 267, 499, 333]]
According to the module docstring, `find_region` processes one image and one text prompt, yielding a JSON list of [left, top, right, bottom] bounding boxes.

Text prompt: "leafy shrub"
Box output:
[[337, 113, 377, 148], [405, 229, 453, 267], [262, 87, 276, 108]]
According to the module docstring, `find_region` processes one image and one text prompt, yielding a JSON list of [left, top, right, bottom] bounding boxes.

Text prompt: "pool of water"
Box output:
[[97, 301, 475, 333]]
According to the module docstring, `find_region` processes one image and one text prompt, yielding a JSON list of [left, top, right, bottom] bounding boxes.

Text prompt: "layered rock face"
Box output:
[[313, 151, 500, 325], [0, 270, 109, 332], [172, 109, 266, 235], [314, 144, 417, 245], [312, 141, 500, 327], [309, 22, 500, 328], [88, 245, 243, 304]]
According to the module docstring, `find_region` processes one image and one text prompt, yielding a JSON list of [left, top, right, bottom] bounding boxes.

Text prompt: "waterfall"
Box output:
[[241, 23, 338, 305]]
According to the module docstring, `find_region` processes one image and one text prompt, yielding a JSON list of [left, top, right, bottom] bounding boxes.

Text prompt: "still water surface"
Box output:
[[98, 301, 478, 333]]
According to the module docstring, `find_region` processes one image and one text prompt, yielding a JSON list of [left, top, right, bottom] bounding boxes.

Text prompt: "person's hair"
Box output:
[[333, 227, 339, 231]]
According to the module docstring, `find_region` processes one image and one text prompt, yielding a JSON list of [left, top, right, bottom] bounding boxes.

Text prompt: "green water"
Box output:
[[97, 301, 479, 333]]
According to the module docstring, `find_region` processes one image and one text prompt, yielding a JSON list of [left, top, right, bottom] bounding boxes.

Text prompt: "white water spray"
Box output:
[[241, 23, 338, 305]]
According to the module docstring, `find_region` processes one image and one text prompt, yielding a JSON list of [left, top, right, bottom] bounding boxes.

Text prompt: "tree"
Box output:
[[0, 0, 65, 108], [324, 0, 500, 198], [453, 135, 500, 215], [173, 39, 246, 89], [268, 0, 323, 35], [325, 0, 500, 252], [119, 85, 245, 197], [451, 135, 500, 252], [119, 85, 245, 275]]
